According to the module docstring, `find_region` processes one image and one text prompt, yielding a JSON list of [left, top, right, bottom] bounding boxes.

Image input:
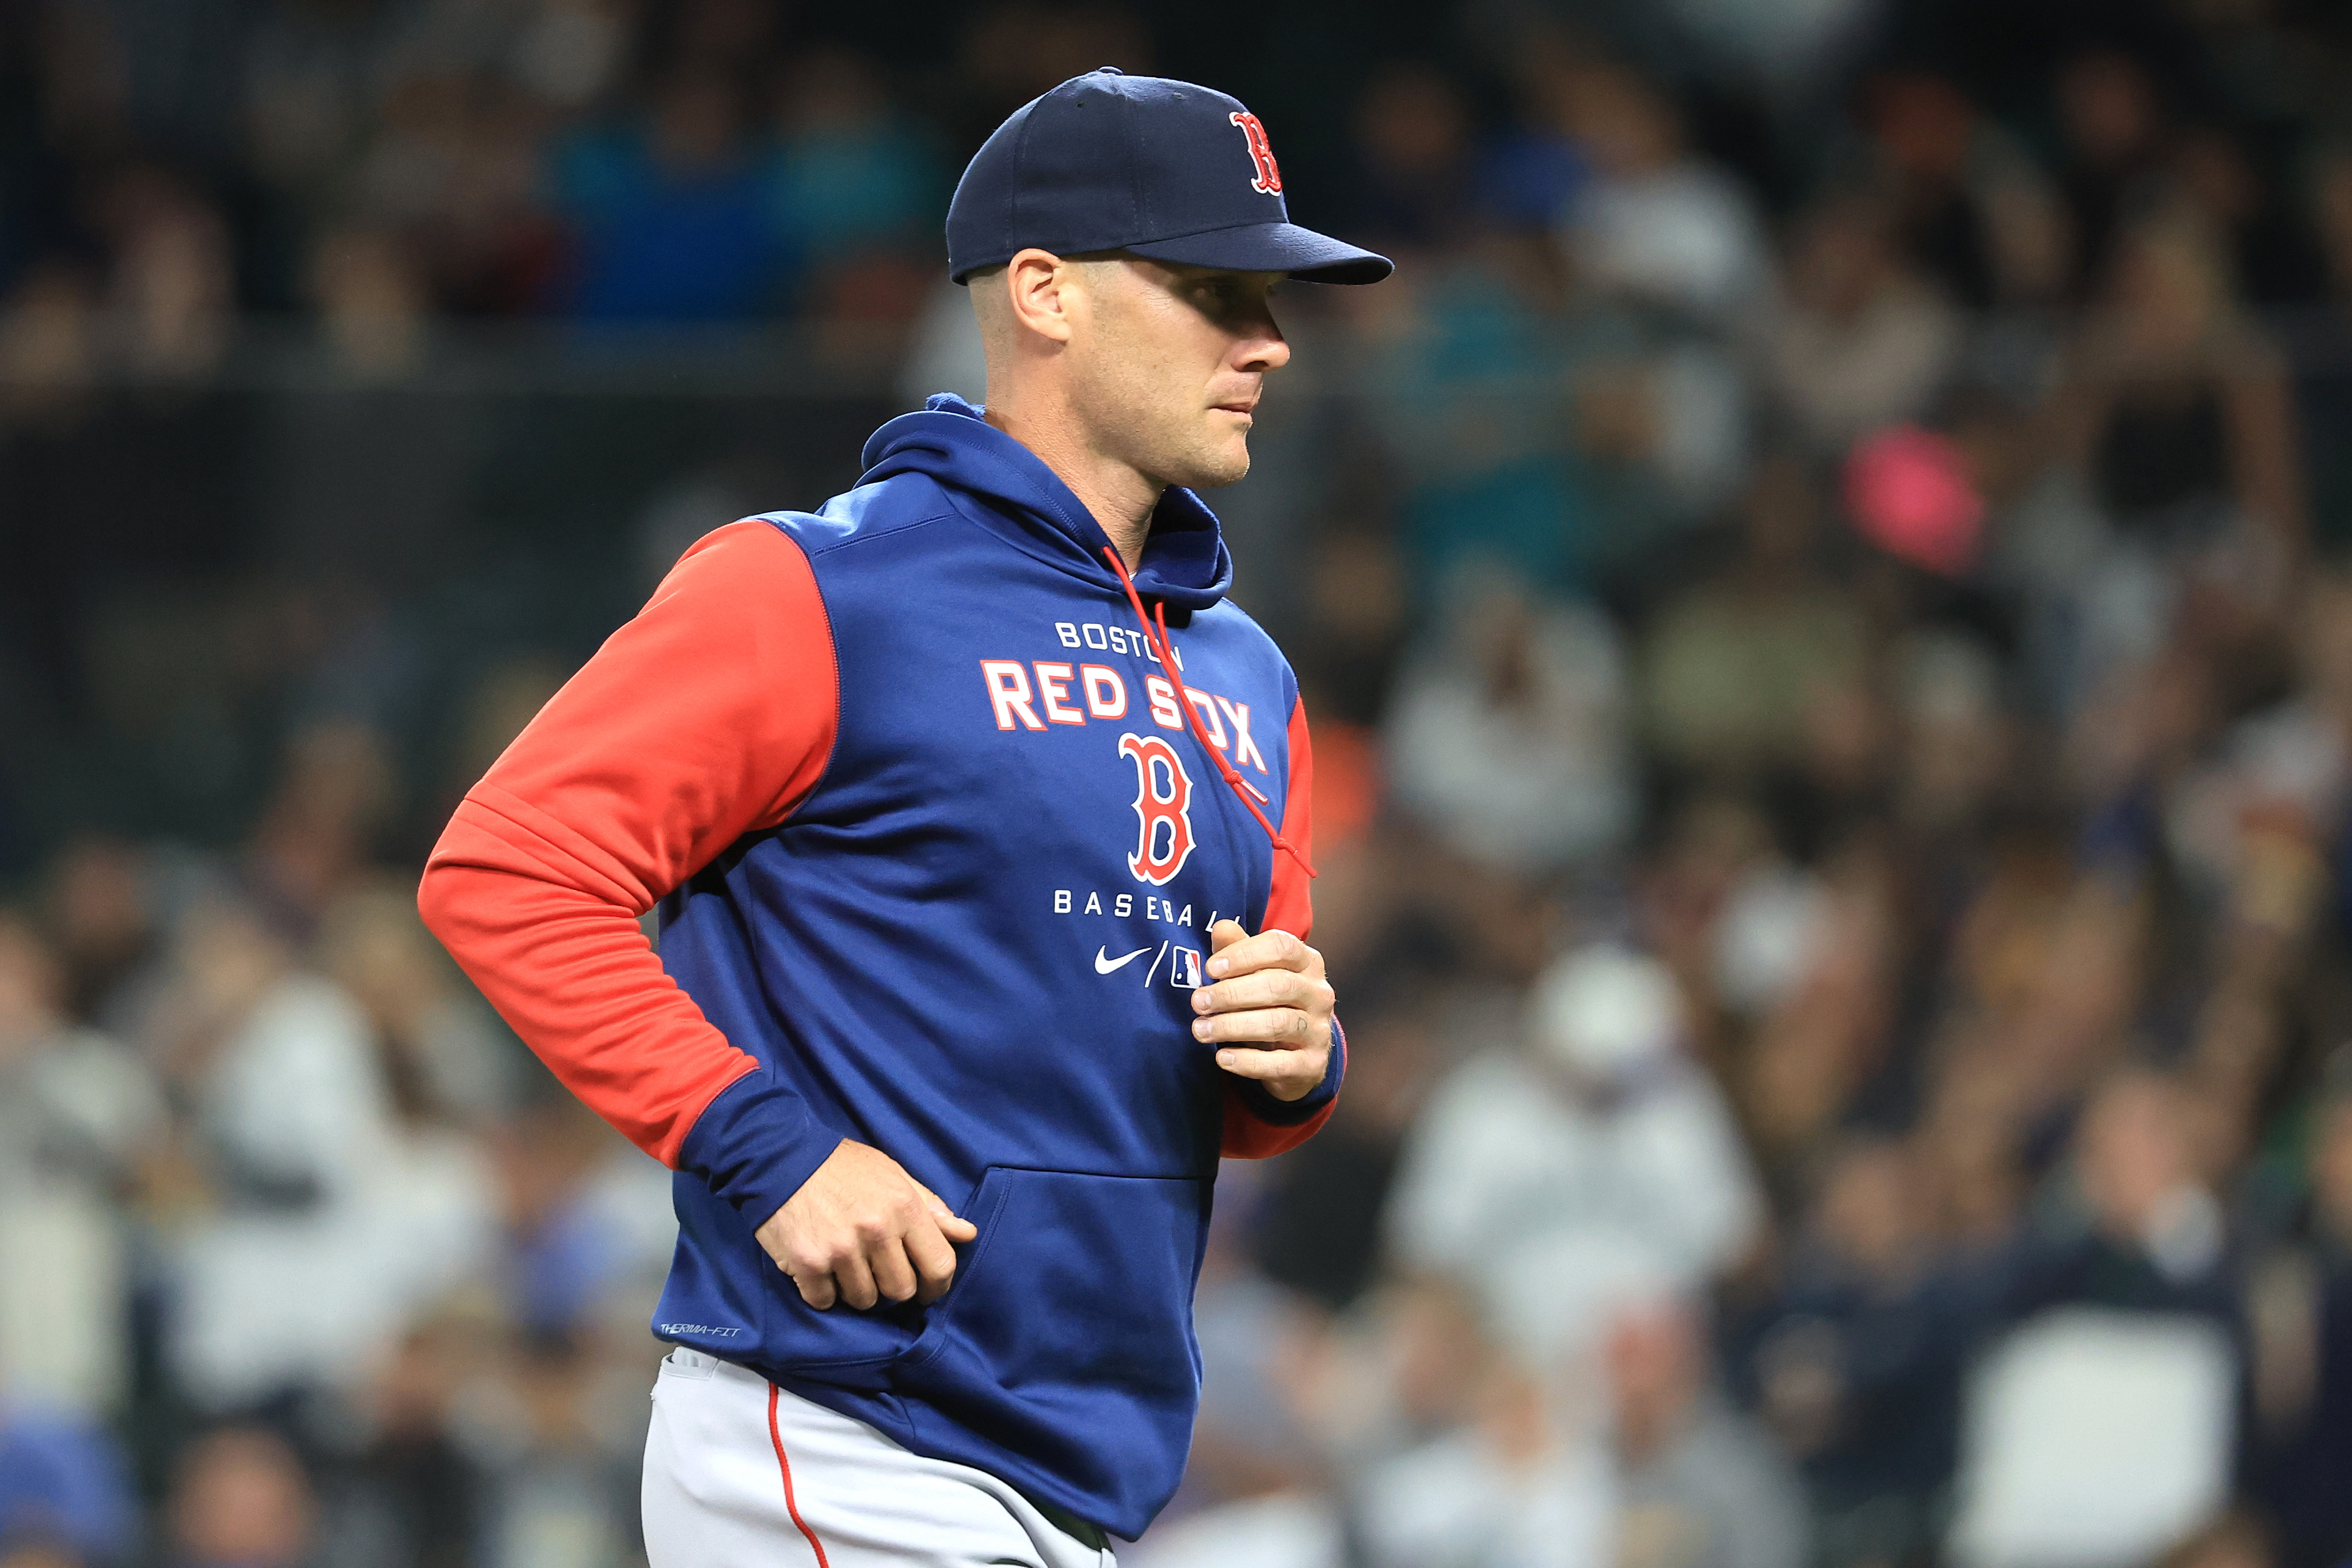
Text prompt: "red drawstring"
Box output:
[[1102, 546, 1316, 880]]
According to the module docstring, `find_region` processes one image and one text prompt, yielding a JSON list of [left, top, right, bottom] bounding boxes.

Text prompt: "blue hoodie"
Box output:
[[636, 396, 1339, 1535]]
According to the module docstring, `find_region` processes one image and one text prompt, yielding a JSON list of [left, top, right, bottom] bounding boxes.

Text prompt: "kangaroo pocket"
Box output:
[[890, 1167, 1207, 1528]]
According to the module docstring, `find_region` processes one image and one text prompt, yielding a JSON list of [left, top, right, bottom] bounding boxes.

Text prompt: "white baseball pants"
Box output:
[[643, 1346, 1119, 1568]]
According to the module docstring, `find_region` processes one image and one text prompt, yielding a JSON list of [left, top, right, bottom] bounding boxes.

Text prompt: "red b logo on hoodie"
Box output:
[[1229, 112, 1282, 195], [1119, 733, 1196, 886]]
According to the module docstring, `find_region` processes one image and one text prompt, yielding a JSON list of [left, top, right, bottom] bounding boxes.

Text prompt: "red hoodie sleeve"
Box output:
[[417, 520, 846, 1221], [1220, 693, 1344, 1159]]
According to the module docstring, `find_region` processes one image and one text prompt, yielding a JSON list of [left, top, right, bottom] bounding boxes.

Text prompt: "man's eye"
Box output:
[[1185, 277, 1269, 320]]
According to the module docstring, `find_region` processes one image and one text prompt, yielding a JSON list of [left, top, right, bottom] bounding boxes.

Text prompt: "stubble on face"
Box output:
[[1064, 258, 1282, 494]]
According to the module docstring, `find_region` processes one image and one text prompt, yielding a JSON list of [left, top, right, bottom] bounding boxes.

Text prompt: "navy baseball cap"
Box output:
[[947, 68, 1392, 286]]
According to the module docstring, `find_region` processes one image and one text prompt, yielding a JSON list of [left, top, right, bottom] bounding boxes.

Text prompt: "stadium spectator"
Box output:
[[1734, 834, 1905, 1173], [1385, 566, 1636, 876], [2054, 50, 2176, 304], [0, 912, 160, 1416], [1639, 457, 1870, 782], [2169, 128, 2330, 309], [1758, 191, 1963, 456], [0, 265, 102, 427], [1860, 72, 2071, 310], [318, 1320, 485, 1568], [347, 73, 561, 317], [1350, 1315, 1615, 1568], [1605, 1295, 1809, 1568], [1478, 45, 1592, 233], [90, 169, 233, 379], [1555, 62, 1773, 322], [1135, 1214, 1344, 1567], [477, 1330, 641, 1568], [489, 1097, 671, 1337], [1996, 1068, 2240, 1331], [314, 881, 520, 1130], [40, 843, 157, 1038], [2057, 211, 2307, 555], [1387, 945, 1762, 1363], [1348, 64, 1482, 250], [1738, 1137, 1973, 1567], [1363, 233, 1603, 593], [546, 67, 786, 321], [765, 47, 947, 325], [136, 892, 462, 1418], [243, 721, 402, 929], [1291, 524, 1412, 732], [310, 230, 429, 380]]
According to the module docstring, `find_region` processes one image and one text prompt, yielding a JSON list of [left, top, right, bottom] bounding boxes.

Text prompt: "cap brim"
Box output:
[[1124, 222, 1394, 284]]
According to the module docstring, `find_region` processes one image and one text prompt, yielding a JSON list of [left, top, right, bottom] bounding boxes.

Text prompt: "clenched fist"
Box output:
[[1189, 919, 1337, 1101], [755, 1140, 979, 1311]]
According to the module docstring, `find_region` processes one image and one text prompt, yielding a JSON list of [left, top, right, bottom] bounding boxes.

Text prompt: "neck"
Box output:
[[984, 397, 1160, 568]]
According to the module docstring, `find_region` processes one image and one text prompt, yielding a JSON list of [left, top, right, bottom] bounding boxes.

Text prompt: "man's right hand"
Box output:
[[755, 1140, 979, 1311]]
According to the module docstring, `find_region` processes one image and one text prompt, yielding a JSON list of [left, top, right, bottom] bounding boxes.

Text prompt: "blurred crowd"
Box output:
[[0, 0, 1173, 382], [13, 1, 2352, 1567]]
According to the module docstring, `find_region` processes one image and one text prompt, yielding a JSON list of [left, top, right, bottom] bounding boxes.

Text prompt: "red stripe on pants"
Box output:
[[767, 1383, 833, 1567]]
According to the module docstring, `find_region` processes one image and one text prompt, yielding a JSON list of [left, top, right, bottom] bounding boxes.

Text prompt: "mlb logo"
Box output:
[[1173, 947, 1202, 989]]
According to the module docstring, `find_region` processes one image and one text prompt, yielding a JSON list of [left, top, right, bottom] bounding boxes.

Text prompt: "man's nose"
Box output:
[[1239, 326, 1291, 374]]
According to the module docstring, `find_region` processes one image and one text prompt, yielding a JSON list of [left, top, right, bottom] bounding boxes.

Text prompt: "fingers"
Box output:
[[1193, 968, 1333, 1018], [909, 1182, 977, 1305], [832, 1246, 880, 1311], [1208, 919, 1247, 954], [791, 1263, 838, 1311], [1204, 925, 1318, 981], [1194, 1004, 1325, 1046], [785, 1199, 977, 1313], [760, 1147, 984, 1315], [869, 1236, 920, 1306], [905, 1217, 961, 1303], [1211, 1043, 1315, 1080], [913, 1182, 980, 1244], [755, 1210, 836, 1308], [783, 1226, 971, 1312], [1213, 1042, 1327, 1099], [1192, 928, 1335, 1082]]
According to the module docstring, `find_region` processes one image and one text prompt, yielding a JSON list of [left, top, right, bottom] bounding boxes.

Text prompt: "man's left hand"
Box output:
[[1190, 920, 1335, 1102]]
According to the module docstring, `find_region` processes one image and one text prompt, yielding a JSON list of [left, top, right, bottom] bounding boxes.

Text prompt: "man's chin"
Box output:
[[1171, 443, 1253, 491]]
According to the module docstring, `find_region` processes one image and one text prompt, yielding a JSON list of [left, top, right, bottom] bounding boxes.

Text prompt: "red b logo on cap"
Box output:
[[1229, 112, 1282, 195]]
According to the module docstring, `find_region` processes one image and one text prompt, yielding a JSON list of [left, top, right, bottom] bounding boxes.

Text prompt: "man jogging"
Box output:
[[419, 67, 1390, 1566]]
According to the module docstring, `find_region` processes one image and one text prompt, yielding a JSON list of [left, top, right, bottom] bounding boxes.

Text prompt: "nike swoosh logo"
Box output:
[[1095, 945, 1152, 974]]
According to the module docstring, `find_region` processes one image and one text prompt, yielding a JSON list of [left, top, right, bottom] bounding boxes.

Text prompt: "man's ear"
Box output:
[[1003, 248, 1078, 345]]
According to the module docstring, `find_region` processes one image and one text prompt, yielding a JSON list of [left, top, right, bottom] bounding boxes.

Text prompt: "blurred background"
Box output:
[[6, 0, 2352, 1565]]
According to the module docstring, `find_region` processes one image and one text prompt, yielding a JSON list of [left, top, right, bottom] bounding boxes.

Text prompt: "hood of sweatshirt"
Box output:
[[858, 393, 1234, 614]]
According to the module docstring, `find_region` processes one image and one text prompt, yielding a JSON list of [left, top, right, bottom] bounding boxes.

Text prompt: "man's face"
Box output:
[[1064, 258, 1290, 492]]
